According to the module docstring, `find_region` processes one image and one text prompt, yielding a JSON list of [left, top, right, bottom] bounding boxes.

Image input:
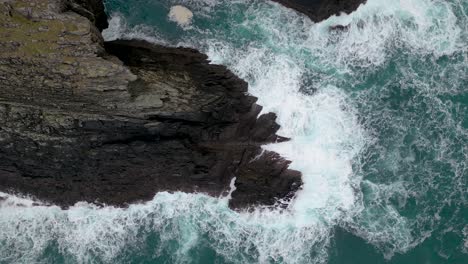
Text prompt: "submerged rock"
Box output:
[[0, 0, 301, 209], [168, 5, 193, 28], [271, 0, 366, 22], [329, 24, 349, 31]]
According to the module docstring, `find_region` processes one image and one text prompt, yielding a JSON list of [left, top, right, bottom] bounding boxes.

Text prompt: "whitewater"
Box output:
[[1, 0, 467, 263]]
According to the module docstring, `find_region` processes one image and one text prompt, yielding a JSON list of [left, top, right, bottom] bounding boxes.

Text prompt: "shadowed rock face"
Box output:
[[0, 0, 301, 209], [271, 0, 366, 22], [66, 0, 108, 30]]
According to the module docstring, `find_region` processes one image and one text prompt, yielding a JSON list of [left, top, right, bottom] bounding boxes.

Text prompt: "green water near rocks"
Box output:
[[0, 0, 466, 263]]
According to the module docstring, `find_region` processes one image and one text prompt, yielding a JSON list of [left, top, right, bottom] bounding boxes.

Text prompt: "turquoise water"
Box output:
[[1, 0, 467, 263]]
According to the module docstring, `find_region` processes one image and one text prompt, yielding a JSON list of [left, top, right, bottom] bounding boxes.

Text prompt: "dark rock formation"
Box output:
[[0, 0, 301, 209], [271, 0, 366, 22], [66, 0, 108, 31]]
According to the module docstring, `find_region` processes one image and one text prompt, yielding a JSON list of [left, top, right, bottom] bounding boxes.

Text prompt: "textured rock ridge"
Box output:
[[66, 0, 108, 31], [271, 0, 366, 22], [0, 0, 301, 208]]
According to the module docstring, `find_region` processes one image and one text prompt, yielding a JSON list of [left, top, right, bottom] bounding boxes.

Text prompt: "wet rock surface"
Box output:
[[271, 0, 366, 22], [0, 0, 301, 209]]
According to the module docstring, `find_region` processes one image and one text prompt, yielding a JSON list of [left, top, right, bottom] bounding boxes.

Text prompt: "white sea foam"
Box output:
[[463, 226, 468, 254], [103, 14, 167, 44]]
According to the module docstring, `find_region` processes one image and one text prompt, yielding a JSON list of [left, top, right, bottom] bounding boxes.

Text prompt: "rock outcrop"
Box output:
[[65, 0, 108, 31], [0, 0, 301, 209], [271, 0, 366, 22]]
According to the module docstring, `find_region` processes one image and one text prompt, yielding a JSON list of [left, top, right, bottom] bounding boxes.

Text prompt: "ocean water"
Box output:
[[1, 0, 467, 263]]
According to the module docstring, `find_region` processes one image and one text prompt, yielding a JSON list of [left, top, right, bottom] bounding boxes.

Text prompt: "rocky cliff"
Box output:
[[0, 0, 301, 209], [272, 0, 366, 22]]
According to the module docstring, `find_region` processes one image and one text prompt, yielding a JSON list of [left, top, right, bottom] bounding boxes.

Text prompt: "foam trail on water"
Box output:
[[0, 191, 333, 263]]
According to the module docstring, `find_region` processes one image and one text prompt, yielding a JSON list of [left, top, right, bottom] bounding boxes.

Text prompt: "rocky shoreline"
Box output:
[[0, 0, 302, 209], [271, 0, 366, 22], [0, 0, 365, 209]]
